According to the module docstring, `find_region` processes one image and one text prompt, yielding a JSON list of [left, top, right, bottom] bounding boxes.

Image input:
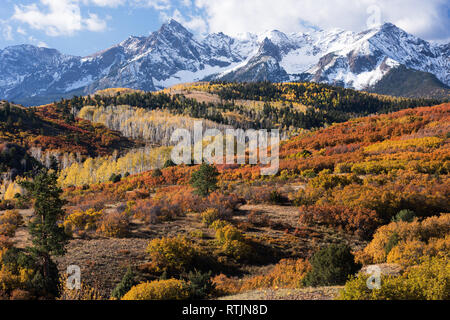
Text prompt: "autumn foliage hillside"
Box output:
[[0, 101, 138, 157], [64, 103, 449, 235], [0, 84, 448, 300], [45, 102, 448, 300]]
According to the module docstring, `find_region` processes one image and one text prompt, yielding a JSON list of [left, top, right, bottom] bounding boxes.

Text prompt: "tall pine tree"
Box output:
[[20, 169, 69, 297]]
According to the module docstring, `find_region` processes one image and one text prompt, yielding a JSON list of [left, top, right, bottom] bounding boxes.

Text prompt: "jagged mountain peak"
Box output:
[[1, 44, 64, 57], [368, 22, 422, 42], [257, 38, 282, 61], [377, 22, 399, 31], [0, 20, 448, 105], [204, 31, 233, 42], [158, 19, 193, 38], [259, 30, 289, 43]]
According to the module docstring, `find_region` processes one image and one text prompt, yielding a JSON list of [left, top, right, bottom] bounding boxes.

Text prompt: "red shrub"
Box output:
[[298, 204, 380, 239]]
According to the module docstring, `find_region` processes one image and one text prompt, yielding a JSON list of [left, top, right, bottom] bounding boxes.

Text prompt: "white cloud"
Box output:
[[181, 0, 192, 7], [37, 40, 49, 47], [133, 0, 172, 10], [17, 27, 27, 35], [12, 0, 109, 36], [6, 0, 449, 42], [194, 0, 450, 41], [85, 0, 126, 7], [84, 13, 107, 32], [25, 34, 49, 47]]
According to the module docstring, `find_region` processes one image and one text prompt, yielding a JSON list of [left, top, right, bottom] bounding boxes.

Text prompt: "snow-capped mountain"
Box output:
[[0, 20, 448, 105], [219, 23, 449, 91]]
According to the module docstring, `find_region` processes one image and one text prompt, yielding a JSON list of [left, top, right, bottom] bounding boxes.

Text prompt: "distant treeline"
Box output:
[[52, 81, 445, 131]]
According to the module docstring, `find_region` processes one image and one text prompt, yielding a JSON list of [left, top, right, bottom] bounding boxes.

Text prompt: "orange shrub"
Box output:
[[211, 274, 241, 296], [298, 205, 379, 239], [356, 213, 450, 265], [386, 235, 450, 267], [211, 258, 312, 296], [96, 211, 130, 238], [241, 259, 311, 291]]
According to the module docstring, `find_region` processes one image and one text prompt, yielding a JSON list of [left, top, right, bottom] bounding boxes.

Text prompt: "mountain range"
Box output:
[[0, 19, 448, 106]]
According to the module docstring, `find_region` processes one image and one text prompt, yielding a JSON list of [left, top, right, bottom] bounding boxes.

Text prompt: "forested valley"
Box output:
[[0, 82, 448, 301]]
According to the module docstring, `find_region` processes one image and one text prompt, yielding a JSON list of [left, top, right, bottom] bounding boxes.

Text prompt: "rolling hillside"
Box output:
[[51, 102, 449, 298], [0, 82, 448, 300], [0, 100, 140, 156]]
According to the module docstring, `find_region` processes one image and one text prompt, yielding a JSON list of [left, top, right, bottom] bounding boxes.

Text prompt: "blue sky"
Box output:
[[0, 0, 449, 57]]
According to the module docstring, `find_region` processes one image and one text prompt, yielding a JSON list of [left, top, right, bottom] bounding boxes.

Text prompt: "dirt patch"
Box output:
[[219, 286, 343, 300], [52, 212, 215, 298], [54, 238, 150, 298], [240, 204, 301, 227]]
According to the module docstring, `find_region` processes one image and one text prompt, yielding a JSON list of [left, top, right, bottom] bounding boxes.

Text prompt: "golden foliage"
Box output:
[[58, 275, 102, 301], [63, 208, 103, 236], [96, 211, 130, 238], [0, 210, 23, 238], [201, 208, 220, 226], [146, 236, 199, 274], [0, 265, 34, 294], [339, 257, 449, 300], [215, 225, 251, 261], [215, 225, 244, 244], [212, 258, 312, 296], [356, 214, 450, 265], [122, 279, 189, 300], [58, 146, 171, 187], [3, 182, 24, 201]]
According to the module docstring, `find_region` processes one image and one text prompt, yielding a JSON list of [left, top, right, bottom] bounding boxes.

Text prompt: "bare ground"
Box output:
[[54, 238, 150, 297], [219, 287, 343, 300]]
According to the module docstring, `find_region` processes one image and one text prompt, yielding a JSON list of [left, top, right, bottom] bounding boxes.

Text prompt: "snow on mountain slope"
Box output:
[[0, 20, 448, 106], [299, 23, 449, 89], [231, 23, 448, 90]]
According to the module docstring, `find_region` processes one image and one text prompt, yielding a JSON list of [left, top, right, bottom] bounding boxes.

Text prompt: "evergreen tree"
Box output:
[[109, 173, 122, 183], [20, 169, 69, 297], [190, 163, 219, 197], [302, 244, 360, 287], [152, 168, 163, 177], [163, 159, 176, 168], [187, 270, 214, 299], [49, 155, 59, 172], [111, 267, 137, 300]]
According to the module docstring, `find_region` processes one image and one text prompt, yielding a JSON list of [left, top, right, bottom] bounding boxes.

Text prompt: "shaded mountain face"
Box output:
[[367, 65, 450, 99], [0, 20, 448, 105]]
